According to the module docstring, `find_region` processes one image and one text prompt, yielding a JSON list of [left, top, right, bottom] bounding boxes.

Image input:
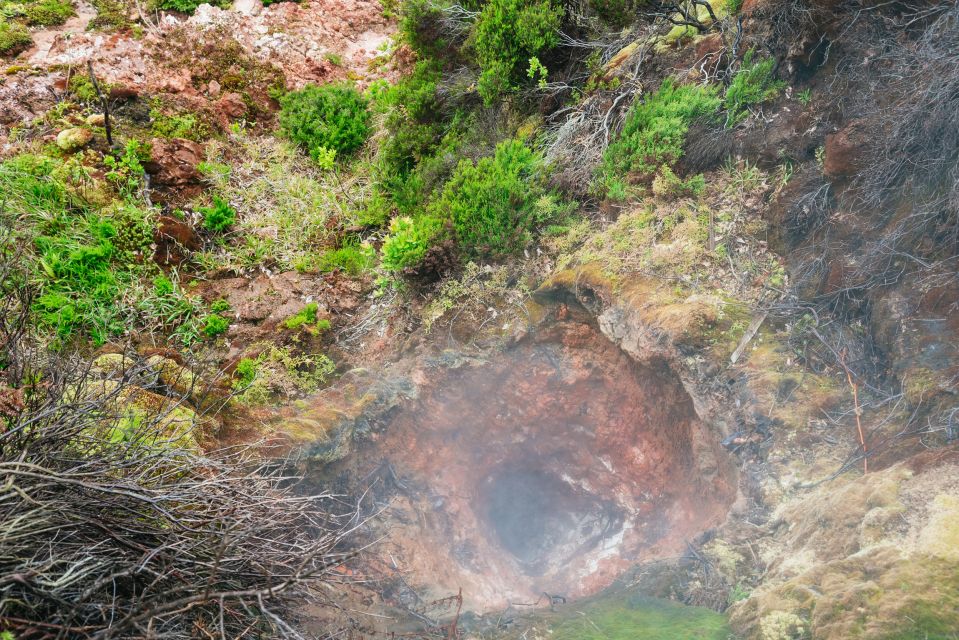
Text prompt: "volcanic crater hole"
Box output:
[[480, 465, 624, 576], [344, 315, 738, 606]]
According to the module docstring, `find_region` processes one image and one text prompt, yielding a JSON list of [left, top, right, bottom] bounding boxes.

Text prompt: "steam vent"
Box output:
[[326, 304, 737, 612]]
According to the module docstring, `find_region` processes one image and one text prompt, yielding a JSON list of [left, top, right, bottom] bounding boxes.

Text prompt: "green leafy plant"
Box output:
[[199, 195, 236, 232], [103, 140, 150, 200], [282, 302, 332, 334], [284, 302, 320, 330], [797, 87, 812, 106], [527, 56, 549, 88], [278, 83, 371, 161], [600, 79, 721, 185], [201, 313, 229, 337], [381, 215, 447, 272], [473, 0, 564, 104], [233, 357, 258, 389], [725, 49, 786, 125], [430, 139, 559, 259]]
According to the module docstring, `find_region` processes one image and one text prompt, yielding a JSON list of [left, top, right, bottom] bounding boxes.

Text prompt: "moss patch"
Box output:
[[511, 592, 731, 640]]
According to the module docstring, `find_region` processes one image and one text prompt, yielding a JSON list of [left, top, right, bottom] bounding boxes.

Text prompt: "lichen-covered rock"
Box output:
[[145, 355, 228, 412], [56, 127, 93, 151], [92, 352, 134, 376]]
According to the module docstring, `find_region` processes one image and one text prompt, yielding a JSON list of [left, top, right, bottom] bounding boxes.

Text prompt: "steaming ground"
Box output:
[[316, 305, 737, 613]]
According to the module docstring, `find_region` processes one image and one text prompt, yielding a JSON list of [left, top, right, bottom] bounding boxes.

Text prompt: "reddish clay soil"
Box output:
[[322, 310, 738, 613]]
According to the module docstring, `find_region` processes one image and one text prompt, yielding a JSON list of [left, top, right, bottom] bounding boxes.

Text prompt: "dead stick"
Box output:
[[839, 349, 868, 473], [87, 61, 114, 148]]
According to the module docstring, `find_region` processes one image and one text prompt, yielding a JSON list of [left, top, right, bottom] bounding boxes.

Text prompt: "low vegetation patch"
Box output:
[[0, 0, 73, 27], [199, 132, 356, 271], [0, 19, 32, 54], [156, 0, 230, 13]]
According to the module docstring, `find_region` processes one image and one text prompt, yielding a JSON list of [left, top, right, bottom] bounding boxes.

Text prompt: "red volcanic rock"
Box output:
[[108, 84, 140, 101], [156, 215, 201, 250], [144, 138, 204, 187], [216, 92, 247, 121]]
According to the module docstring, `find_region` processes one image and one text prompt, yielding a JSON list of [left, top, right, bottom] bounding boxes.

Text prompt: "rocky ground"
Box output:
[[2, 0, 958, 638]]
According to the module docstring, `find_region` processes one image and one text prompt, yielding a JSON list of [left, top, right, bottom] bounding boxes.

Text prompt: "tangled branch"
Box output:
[[0, 262, 368, 638]]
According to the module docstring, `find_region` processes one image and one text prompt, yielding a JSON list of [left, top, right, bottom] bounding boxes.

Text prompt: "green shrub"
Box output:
[[200, 195, 236, 232], [0, 20, 32, 55], [381, 215, 447, 272], [430, 139, 556, 259], [278, 83, 370, 161], [724, 49, 785, 125], [157, 0, 229, 13], [588, 0, 639, 26], [473, 0, 564, 104], [601, 79, 720, 183], [398, 0, 444, 56], [375, 61, 441, 178], [201, 313, 229, 337]]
